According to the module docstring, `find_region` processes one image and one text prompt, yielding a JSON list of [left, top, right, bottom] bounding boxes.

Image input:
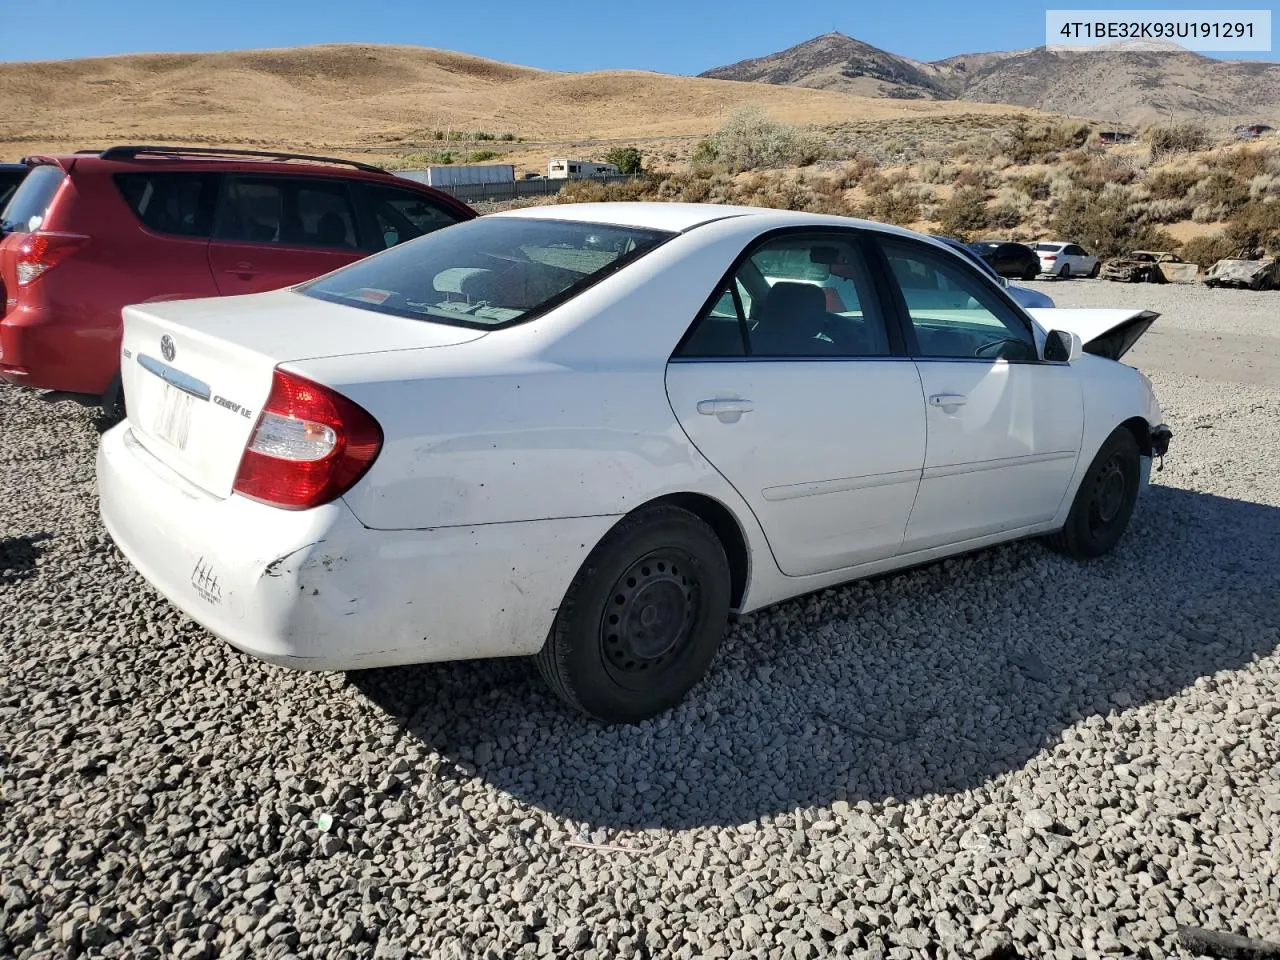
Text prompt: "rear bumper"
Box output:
[[1, 301, 115, 393], [97, 423, 611, 670]]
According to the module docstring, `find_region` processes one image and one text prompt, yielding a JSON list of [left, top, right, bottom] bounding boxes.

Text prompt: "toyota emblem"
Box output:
[[160, 335, 176, 362]]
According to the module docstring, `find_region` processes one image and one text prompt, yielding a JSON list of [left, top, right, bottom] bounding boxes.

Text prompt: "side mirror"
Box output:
[[1043, 329, 1083, 363]]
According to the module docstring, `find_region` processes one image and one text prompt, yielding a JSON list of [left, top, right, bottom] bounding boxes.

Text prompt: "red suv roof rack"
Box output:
[[78, 145, 386, 174]]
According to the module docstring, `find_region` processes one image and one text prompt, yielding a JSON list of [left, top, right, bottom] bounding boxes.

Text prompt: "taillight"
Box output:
[[15, 232, 89, 286], [1043, 255, 1057, 261], [233, 369, 383, 511]]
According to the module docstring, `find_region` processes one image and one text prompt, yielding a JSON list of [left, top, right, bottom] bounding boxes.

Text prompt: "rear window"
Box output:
[[0, 165, 65, 234], [0, 170, 26, 210], [115, 172, 217, 237], [301, 216, 673, 329], [1034, 243, 1062, 252]]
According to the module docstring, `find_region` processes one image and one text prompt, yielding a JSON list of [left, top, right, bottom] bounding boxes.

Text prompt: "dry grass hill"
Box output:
[[0, 43, 1034, 167], [702, 32, 1280, 127]]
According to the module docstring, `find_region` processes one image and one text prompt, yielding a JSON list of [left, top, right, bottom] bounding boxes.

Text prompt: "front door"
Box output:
[[875, 237, 1084, 551], [666, 231, 926, 577], [207, 174, 366, 295]]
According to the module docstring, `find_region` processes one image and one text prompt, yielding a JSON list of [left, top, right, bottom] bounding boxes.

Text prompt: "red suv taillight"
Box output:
[[233, 369, 383, 511], [15, 232, 90, 286]]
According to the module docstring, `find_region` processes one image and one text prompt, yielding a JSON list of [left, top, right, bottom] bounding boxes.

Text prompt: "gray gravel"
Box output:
[[2, 282, 1279, 960]]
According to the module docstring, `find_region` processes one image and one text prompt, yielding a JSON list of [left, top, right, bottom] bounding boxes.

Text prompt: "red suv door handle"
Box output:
[[223, 262, 259, 279]]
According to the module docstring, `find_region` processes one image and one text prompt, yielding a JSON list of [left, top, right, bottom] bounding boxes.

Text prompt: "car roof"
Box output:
[[489, 201, 933, 238], [25, 147, 397, 182]]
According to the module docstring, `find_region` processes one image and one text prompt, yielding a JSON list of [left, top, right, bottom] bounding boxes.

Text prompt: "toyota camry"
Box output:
[[98, 203, 1172, 723]]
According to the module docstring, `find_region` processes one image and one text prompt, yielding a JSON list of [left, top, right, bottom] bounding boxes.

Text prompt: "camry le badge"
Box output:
[[160, 335, 176, 362]]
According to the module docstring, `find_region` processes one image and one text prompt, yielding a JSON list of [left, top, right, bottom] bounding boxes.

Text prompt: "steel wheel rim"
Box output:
[[1089, 454, 1128, 532], [599, 549, 700, 686]]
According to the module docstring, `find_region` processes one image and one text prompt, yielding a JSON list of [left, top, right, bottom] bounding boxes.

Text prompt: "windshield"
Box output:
[[969, 242, 1000, 253], [0, 165, 65, 234], [301, 216, 674, 328]]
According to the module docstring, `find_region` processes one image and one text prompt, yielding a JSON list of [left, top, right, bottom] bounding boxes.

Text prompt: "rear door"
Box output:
[[666, 229, 926, 577], [207, 175, 367, 295], [875, 236, 1083, 551]]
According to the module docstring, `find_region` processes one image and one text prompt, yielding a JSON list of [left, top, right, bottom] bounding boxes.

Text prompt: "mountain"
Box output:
[[0, 43, 1031, 162], [700, 32, 1280, 125]]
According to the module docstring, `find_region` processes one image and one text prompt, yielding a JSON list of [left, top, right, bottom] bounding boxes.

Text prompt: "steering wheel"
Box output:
[[974, 337, 1029, 360]]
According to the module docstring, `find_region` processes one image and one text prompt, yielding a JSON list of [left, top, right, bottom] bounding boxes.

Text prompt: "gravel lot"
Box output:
[[2, 280, 1278, 960]]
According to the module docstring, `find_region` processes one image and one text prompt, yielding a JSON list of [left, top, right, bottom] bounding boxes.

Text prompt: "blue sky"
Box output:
[[1, 0, 1273, 67]]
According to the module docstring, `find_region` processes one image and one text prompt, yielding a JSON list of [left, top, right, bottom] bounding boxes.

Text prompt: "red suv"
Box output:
[[0, 146, 476, 411]]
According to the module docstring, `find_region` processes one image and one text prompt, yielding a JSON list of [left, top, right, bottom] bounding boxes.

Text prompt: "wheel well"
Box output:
[[644, 493, 749, 609], [1120, 416, 1152, 457]]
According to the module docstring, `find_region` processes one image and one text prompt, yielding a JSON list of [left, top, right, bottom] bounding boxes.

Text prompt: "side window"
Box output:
[[363, 184, 463, 250], [215, 178, 284, 244], [115, 172, 216, 238], [292, 182, 357, 248], [1067, 244, 1086, 256], [881, 239, 1035, 362], [214, 177, 358, 249], [677, 234, 892, 359]]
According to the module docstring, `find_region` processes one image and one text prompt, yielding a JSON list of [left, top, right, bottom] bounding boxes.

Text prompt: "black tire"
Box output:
[[1059, 264, 1072, 279], [1046, 428, 1141, 560], [100, 371, 126, 425], [1022, 266, 1038, 282], [536, 504, 731, 724], [1088, 262, 1100, 278]]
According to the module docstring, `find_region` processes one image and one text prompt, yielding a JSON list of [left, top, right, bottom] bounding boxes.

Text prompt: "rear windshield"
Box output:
[[0, 165, 66, 234], [1034, 242, 1063, 252], [301, 216, 674, 328]]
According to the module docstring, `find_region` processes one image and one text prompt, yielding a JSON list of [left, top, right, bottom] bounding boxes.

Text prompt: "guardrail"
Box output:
[[424, 174, 644, 204]]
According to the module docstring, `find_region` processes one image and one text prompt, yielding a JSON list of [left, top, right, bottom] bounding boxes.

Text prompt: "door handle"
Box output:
[[929, 393, 968, 409], [697, 397, 754, 422]]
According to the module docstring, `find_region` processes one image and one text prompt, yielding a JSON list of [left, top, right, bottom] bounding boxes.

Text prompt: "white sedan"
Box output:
[[98, 203, 1172, 723], [1035, 241, 1101, 279]]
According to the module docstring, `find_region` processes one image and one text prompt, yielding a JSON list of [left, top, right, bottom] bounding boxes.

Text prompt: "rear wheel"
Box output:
[[1046, 428, 1141, 560], [1089, 262, 1100, 278], [536, 504, 731, 723], [1059, 264, 1072, 279], [1022, 266, 1038, 281], [100, 371, 126, 426]]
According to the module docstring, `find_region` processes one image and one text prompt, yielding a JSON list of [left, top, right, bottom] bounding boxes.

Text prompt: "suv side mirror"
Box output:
[[1043, 329, 1083, 363]]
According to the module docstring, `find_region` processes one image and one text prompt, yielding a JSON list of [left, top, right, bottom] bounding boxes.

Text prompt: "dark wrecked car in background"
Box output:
[[1202, 248, 1280, 291], [1101, 251, 1197, 285]]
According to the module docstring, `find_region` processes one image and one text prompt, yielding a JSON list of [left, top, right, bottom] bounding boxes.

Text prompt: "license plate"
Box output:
[[154, 382, 196, 450]]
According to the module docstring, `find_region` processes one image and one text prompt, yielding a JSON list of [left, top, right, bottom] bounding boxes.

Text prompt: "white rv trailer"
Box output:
[[547, 159, 621, 180]]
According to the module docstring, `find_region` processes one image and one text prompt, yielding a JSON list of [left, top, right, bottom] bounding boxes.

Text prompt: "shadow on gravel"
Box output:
[[0, 533, 52, 586], [350, 486, 1280, 830]]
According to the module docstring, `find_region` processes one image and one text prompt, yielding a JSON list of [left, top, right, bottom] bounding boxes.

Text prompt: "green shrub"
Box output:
[[1180, 232, 1237, 267], [1006, 119, 1092, 164], [937, 187, 990, 239], [1050, 187, 1176, 258], [1226, 200, 1280, 248], [690, 138, 718, 167], [604, 147, 644, 176], [1145, 123, 1209, 160], [469, 150, 500, 162], [865, 189, 921, 226], [702, 106, 818, 173], [1143, 166, 1204, 201]]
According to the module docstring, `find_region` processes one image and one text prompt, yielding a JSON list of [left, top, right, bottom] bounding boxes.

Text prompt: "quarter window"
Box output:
[[362, 184, 463, 250], [115, 172, 217, 238], [881, 239, 1036, 362], [678, 234, 891, 359]]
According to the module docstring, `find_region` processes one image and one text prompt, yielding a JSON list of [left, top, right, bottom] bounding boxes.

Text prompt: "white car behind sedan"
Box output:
[[1036, 241, 1101, 279], [98, 204, 1172, 723]]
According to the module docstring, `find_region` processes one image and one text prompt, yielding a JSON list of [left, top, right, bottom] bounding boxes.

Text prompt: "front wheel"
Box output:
[[536, 504, 731, 723], [1046, 428, 1141, 560]]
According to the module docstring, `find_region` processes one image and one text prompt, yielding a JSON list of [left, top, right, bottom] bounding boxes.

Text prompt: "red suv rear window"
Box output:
[[0, 165, 66, 234]]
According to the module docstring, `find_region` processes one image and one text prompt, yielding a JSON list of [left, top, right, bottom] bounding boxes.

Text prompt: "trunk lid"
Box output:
[[121, 288, 486, 498], [1026, 308, 1158, 361]]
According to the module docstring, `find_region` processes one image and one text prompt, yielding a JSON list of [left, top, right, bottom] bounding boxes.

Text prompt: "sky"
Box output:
[[1, 0, 1274, 68]]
